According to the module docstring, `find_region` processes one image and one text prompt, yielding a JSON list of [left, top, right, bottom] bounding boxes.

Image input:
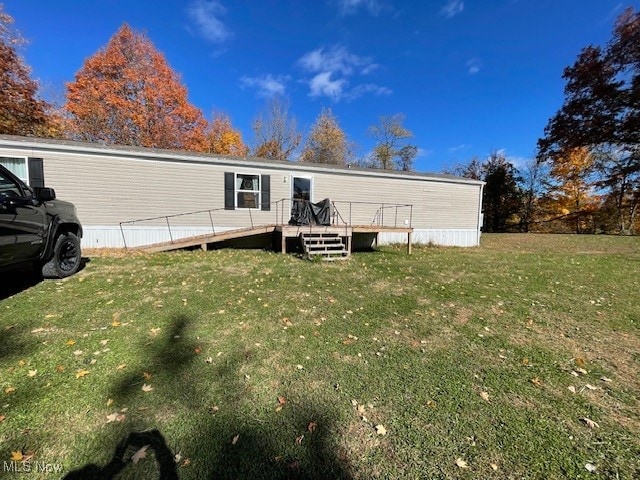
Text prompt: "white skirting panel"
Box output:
[[82, 226, 480, 249], [377, 229, 480, 247], [82, 226, 235, 249]]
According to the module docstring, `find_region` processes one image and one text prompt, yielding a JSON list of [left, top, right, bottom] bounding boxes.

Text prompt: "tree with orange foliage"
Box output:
[[545, 147, 599, 233], [205, 111, 248, 156], [0, 5, 50, 136], [65, 23, 207, 151]]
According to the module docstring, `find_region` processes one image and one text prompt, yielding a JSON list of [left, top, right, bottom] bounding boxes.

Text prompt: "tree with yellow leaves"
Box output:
[[300, 108, 348, 165], [546, 147, 599, 233], [205, 111, 248, 156]]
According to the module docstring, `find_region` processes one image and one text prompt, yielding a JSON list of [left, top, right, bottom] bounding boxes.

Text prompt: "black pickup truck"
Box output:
[[0, 164, 83, 279]]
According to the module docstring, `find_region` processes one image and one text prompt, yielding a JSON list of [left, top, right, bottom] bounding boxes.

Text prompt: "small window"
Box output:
[[236, 174, 260, 209], [0, 157, 28, 184]]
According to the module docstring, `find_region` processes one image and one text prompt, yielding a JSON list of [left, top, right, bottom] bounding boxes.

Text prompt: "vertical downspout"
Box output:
[[477, 182, 485, 246]]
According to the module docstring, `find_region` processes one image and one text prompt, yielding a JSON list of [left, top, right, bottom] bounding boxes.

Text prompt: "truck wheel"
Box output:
[[42, 232, 81, 279]]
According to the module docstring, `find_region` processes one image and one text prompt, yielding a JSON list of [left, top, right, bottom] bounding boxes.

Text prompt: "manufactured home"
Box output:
[[0, 135, 484, 256]]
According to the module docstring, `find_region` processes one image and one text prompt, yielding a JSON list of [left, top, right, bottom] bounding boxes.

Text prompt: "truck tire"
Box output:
[[41, 232, 81, 279]]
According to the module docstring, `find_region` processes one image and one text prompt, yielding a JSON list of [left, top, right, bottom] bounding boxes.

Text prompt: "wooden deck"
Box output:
[[135, 223, 414, 254]]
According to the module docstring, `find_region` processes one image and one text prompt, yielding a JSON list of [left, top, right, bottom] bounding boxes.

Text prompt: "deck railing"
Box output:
[[119, 198, 413, 249]]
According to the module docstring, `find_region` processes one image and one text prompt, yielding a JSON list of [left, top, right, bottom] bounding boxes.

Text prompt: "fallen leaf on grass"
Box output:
[[75, 369, 90, 378], [116, 364, 127, 370], [143, 372, 152, 380], [131, 445, 150, 464], [27, 370, 37, 377], [275, 397, 286, 412], [584, 384, 598, 391], [10, 450, 23, 461], [600, 377, 612, 383], [141, 384, 153, 392], [374, 424, 387, 436], [56, 365, 65, 372], [66, 339, 76, 346], [0, 415, 5, 422], [480, 391, 490, 402], [106, 412, 125, 423], [568, 386, 576, 394], [111, 321, 121, 327], [194, 347, 202, 354], [100, 339, 109, 346], [455, 458, 469, 469], [491, 463, 499, 471], [580, 417, 599, 429], [181, 458, 191, 467], [231, 434, 240, 445], [106, 398, 113, 407], [585, 463, 597, 472], [575, 367, 588, 375], [307, 422, 317, 433], [575, 357, 586, 368], [531, 377, 543, 387], [73, 350, 84, 356]]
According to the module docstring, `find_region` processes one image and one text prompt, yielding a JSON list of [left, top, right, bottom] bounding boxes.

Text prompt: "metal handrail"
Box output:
[[119, 197, 413, 249]]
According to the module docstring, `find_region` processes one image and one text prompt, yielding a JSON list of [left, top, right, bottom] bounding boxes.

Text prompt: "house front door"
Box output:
[[292, 176, 312, 209]]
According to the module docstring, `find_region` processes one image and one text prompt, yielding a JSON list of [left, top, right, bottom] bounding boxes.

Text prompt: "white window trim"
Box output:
[[235, 172, 261, 209], [0, 156, 29, 184]]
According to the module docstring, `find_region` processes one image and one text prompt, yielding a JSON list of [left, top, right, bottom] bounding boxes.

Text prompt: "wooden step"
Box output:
[[300, 232, 350, 261]]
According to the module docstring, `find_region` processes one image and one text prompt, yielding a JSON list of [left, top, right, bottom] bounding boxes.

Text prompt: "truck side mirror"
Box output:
[[36, 187, 56, 202]]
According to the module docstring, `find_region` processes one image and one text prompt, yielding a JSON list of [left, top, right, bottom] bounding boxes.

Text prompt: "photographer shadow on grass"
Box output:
[[64, 313, 353, 480]]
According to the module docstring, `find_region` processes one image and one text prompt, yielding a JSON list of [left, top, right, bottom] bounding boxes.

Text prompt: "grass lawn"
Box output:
[[1, 233, 639, 479]]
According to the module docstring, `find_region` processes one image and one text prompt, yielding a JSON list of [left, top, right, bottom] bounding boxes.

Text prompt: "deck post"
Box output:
[[281, 232, 286, 254], [374, 232, 378, 249], [407, 232, 412, 255], [201, 243, 208, 251]]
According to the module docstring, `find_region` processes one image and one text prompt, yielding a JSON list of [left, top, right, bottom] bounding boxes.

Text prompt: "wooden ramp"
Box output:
[[132, 223, 414, 256], [135, 225, 277, 253]]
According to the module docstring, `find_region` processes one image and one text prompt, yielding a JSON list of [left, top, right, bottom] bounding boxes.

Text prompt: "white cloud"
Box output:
[[417, 148, 433, 158], [466, 58, 482, 75], [346, 83, 392, 100], [240, 74, 290, 97], [309, 72, 348, 100], [298, 45, 376, 76], [448, 144, 471, 153], [298, 45, 388, 101], [440, 0, 464, 19], [187, 0, 232, 43], [333, 0, 384, 16]]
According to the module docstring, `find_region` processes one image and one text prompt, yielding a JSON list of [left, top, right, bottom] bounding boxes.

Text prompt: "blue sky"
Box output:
[[4, 0, 634, 172]]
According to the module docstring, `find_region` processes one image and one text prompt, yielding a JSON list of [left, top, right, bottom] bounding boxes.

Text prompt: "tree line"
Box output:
[[0, 9, 417, 171], [448, 7, 639, 235]]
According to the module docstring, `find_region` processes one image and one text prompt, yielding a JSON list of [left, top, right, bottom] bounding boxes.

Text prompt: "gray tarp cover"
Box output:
[[289, 198, 332, 226]]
